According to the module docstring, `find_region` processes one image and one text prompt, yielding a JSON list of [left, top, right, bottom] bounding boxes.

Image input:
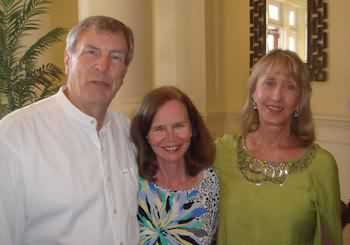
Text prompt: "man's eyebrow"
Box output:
[[83, 44, 98, 50], [110, 50, 126, 54], [86, 44, 126, 52]]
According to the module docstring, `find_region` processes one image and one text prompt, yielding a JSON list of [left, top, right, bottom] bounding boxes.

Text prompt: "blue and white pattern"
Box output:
[[138, 168, 219, 245]]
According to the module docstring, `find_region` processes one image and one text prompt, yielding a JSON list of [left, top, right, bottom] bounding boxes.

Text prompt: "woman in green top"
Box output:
[[215, 49, 342, 244]]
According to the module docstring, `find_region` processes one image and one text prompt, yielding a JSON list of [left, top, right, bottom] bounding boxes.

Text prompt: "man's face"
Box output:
[[64, 28, 129, 112]]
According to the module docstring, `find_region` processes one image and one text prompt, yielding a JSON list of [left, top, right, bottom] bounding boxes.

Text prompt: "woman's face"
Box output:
[[147, 99, 192, 166], [252, 67, 300, 129]]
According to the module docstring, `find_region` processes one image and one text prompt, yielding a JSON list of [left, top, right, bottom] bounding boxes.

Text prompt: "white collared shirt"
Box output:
[[0, 88, 139, 245]]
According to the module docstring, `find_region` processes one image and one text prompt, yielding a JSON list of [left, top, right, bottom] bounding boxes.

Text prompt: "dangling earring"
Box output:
[[293, 110, 299, 118], [252, 100, 257, 110]]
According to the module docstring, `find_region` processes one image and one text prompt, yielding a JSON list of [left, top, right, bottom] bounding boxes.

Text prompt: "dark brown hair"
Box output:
[[131, 86, 215, 181], [66, 15, 134, 65], [241, 49, 315, 146]]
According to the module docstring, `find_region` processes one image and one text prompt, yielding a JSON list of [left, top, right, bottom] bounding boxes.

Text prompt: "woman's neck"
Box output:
[[156, 159, 187, 182], [250, 126, 296, 148], [154, 159, 202, 191], [246, 126, 304, 162]]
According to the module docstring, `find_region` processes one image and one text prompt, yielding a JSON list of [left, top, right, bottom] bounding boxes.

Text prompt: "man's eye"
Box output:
[[111, 53, 126, 63], [83, 48, 98, 56]]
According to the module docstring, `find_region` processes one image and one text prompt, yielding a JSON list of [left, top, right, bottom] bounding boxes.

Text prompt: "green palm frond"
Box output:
[[21, 27, 67, 65], [3, 0, 25, 47], [0, 0, 67, 118], [7, 0, 49, 45]]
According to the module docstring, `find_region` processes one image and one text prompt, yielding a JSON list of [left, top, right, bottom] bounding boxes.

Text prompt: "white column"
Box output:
[[152, 0, 207, 114]]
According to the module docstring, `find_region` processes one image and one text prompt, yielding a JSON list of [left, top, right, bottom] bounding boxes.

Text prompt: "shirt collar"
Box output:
[[54, 86, 111, 130]]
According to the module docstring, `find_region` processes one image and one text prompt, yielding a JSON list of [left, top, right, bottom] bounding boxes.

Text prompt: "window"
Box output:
[[288, 36, 296, 51], [269, 4, 280, 21], [288, 10, 296, 27], [267, 27, 280, 52], [266, 0, 307, 61], [268, 2, 282, 25]]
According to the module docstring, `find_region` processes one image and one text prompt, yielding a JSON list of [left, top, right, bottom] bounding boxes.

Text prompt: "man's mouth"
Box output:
[[90, 80, 111, 87]]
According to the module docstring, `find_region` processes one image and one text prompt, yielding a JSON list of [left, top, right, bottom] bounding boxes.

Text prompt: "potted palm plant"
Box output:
[[0, 0, 67, 118]]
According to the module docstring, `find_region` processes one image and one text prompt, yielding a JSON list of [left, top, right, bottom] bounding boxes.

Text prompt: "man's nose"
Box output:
[[95, 55, 110, 72]]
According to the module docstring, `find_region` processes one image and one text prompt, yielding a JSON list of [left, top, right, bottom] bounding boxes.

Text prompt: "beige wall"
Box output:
[[49, 0, 79, 70], [312, 1, 350, 119], [220, 0, 250, 115]]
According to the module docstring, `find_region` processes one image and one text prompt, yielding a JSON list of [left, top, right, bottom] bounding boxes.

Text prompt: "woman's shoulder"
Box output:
[[308, 144, 338, 176], [198, 168, 220, 208], [214, 134, 240, 170], [203, 168, 220, 188], [215, 134, 240, 152]]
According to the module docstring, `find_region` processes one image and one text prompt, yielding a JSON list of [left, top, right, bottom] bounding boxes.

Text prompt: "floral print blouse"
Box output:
[[138, 168, 220, 245]]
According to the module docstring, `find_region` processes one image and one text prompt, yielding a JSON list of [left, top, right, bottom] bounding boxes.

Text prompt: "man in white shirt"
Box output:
[[0, 16, 139, 245]]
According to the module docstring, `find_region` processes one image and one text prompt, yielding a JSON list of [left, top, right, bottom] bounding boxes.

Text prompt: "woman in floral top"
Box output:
[[131, 86, 219, 245]]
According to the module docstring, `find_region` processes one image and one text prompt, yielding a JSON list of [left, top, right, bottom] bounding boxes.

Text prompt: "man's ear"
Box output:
[[64, 50, 71, 74]]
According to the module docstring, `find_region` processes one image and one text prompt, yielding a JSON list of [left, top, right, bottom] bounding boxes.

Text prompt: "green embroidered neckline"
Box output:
[[237, 136, 315, 186]]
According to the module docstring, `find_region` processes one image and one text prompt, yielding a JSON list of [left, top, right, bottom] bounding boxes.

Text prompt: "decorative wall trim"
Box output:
[[313, 115, 350, 200], [307, 0, 329, 81], [249, 0, 266, 68], [314, 115, 350, 145]]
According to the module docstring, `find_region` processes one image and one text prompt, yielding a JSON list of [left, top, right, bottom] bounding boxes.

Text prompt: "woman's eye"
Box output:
[[287, 84, 296, 90], [286, 81, 298, 91], [264, 80, 275, 87], [152, 126, 164, 132], [174, 123, 185, 129]]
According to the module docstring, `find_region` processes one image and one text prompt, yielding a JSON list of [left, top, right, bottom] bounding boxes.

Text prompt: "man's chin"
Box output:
[[85, 92, 112, 106]]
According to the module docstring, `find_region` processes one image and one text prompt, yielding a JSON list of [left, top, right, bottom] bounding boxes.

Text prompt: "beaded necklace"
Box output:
[[237, 136, 315, 186]]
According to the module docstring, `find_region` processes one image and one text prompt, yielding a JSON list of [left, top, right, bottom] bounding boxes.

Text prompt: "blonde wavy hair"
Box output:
[[240, 49, 315, 146]]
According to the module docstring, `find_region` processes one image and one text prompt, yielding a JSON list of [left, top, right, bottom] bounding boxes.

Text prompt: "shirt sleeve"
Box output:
[[0, 139, 25, 245], [311, 147, 342, 244]]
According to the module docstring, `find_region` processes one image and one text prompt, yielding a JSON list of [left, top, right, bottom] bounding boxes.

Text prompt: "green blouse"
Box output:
[[214, 134, 342, 245]]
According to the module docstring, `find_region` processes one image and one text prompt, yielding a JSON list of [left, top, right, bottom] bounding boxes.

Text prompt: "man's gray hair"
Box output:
[[66, 15, 134, 65]]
